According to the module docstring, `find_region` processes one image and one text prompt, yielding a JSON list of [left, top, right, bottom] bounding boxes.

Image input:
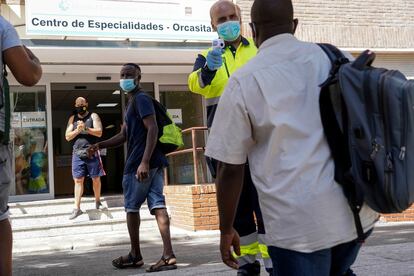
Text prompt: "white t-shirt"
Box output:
[[205, 33, 379, 253], [0, 16, 21, 133]]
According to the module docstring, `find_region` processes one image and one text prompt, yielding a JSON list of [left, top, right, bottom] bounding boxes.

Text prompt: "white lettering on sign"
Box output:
[[25, 0, 217, 41], [167, 109, 183, 124]]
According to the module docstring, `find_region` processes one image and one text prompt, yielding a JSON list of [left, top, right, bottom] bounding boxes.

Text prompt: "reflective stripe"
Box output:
[[205, 96, 220, 107], [259, 243, 270, 259], [240, 232, 258, 245], [233, 253, 256, 267], [263, 257, 273, 269], [197, 70, 206, 88], [232, 241, 261, 259]]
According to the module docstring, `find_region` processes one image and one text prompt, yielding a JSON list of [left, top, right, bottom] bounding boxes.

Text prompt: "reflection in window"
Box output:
[[10, 86, 49, 195], [159, 87, 211, 185]]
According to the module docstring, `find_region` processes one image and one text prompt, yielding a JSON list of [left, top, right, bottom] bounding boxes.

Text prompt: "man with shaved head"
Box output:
[[206, 0, 378, 275], [65, 96, 104, 219], [188, 1, 272, 275]]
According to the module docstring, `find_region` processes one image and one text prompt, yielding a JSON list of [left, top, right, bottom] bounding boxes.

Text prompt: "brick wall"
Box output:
[[381, 206, 414, 222], [165, 184, 414, 231], [236, 0, 414, 48], [164, 184, 219, 231]]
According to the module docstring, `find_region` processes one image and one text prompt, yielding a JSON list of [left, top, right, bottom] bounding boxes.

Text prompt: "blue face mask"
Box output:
[[217, 21, 241, 42], [120, 79, 136, 92]]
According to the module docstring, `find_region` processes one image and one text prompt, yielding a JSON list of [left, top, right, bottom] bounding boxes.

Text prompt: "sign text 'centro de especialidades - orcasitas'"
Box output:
[[25, 0, 217, 41]]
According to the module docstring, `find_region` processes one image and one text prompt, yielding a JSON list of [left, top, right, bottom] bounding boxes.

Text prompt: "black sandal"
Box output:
[[112, 253, 144, 269], [146, 254, 177, 273]]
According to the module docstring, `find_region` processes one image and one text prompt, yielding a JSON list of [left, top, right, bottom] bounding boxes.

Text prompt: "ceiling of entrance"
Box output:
[[51, 83, 121, 112], [51, 82, 153, 111]]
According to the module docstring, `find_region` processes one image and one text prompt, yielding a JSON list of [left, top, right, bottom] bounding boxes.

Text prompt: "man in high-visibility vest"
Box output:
[[188, 1, 272, 275]]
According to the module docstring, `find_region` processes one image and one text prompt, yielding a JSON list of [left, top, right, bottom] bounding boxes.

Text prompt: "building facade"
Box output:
[[1, 0, 413, 221]]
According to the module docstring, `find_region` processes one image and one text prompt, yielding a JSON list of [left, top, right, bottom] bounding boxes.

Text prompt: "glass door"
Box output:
[[9, 86, 50, 197]]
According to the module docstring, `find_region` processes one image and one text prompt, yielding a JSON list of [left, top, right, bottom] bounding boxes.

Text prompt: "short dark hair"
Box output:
[[123, 63, 141, 72]]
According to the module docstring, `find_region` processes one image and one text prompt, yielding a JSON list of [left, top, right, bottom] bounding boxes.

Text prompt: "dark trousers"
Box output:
[[207, 157, 268, 269], [206, 157, 264, 236], [233, 165, 265, 237], [268, 229, 373, 276]]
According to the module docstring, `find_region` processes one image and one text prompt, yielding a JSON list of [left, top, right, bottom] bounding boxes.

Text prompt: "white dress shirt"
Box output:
[[205, 33, 378, 252]]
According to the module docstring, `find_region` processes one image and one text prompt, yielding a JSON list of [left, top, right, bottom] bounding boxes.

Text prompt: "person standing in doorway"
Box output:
[[65, 97, 105, 220], [88, 63, 177, 272], [188, 1, 271, 275], [0, 15, 42, 276]]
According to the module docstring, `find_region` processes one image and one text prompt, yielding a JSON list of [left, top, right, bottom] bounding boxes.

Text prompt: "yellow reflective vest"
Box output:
[[188, 37, 257, 104]]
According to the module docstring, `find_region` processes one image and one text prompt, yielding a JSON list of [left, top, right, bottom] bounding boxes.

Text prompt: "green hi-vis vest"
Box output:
[[188, 37, 257, 101]]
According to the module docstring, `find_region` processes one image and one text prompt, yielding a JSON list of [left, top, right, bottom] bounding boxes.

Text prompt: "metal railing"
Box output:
[[164, 126, 209, 186]]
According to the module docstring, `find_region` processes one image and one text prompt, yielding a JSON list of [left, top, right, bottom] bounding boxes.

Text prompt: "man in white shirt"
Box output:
[[205, 0, 379, 275]]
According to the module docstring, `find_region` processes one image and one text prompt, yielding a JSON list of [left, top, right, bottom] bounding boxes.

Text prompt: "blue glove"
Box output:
[[206, 48, 223, 71]]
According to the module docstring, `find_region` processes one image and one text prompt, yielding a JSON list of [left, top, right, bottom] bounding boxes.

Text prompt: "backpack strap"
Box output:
[[1, 64, 10, 145], [318, 43, 349, 87], [318, 44, 366, 243]]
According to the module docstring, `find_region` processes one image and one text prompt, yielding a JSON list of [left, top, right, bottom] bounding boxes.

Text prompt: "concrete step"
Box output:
[[9, 195, 125, 216], [9, 195, 157, 240], [10, 207, 126, 228]]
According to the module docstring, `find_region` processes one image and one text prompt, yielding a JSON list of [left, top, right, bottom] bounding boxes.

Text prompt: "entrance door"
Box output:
[[50, 83, 124, 196], [50, 82, 155, 197]]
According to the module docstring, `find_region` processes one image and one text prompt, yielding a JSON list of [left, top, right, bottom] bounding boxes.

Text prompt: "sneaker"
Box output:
[[95, 201, 104, 210], [69, 208, 83, 220]]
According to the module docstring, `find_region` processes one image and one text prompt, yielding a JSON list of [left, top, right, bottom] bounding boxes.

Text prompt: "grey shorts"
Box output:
[[0, 144, 12, 221]]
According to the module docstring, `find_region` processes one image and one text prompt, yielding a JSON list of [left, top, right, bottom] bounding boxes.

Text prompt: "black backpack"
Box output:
[[318, 44, 414, 241]]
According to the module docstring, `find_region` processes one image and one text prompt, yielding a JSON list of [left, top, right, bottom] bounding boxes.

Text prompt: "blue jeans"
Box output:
[[268, 229, 373, 276], [122, 167, 166, 214]]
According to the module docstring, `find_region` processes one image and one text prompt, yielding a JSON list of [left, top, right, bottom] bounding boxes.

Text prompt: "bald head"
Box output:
[[250, 0, 297, 47], [210, 0, 240, 30], [75, 97, 87, 107]]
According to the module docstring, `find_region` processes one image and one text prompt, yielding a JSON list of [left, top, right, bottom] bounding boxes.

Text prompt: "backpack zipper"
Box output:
[[366, 69, 382, 160], [380, 71, 393, 170], [399, 81, 410, 161], [380, 70, 400, 211]]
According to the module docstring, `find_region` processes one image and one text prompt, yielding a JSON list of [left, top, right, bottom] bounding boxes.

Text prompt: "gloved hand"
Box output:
[[206, 48, 223, 71]]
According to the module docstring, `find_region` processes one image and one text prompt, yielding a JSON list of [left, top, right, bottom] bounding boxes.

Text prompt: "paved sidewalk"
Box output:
[[13, 223, 414, 275]]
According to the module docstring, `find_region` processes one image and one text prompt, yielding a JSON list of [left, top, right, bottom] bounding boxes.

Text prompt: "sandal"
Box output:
[[112, 253, 144, 269], [146, 254, 177, 273]]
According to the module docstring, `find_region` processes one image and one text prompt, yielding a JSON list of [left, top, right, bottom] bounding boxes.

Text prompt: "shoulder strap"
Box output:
[[318, 43, 366, 243], [2, 65, 10, 145], [317, 43, 349, 87]]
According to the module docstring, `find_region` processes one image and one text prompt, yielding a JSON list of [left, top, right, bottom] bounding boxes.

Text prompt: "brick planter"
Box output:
[[164, 184, 414, 231], [164, 184, 219, 231], [381, 205, 414, 222]]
